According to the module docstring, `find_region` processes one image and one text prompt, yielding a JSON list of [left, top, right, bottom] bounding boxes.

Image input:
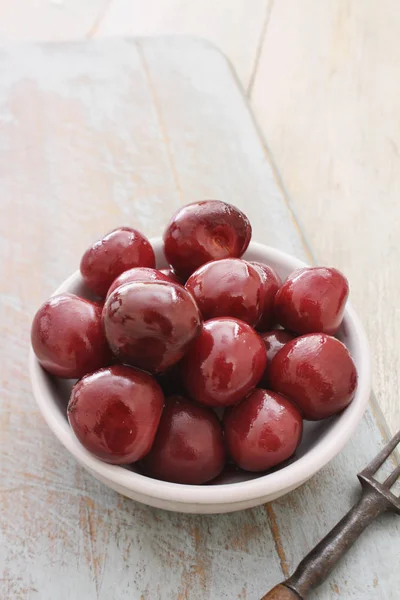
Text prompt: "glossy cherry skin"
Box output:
[[181, 317, 267, 407], [31, 293, 112, 378], [80, 227, 155, 297], [259, 329, 296, 386], [251, 262, 282, 330], [141, 395, 225, 484], [269, 333, 358, 420], [159, 268, 184, 285], [163, 200, 252, 279], [274, 267, 349, 335], [106, 267, 172, 299], [67, 365, 164, 464], [185, 259, 264, 326], [224, 389, 303, 471], [103, 281, 202, 374]]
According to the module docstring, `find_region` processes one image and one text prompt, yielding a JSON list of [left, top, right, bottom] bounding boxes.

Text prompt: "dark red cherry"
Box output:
[[106, 267, 172, 299], [181, 317, 267, 407], [224, 389, 303, 471], [259, 329, 296, 386], [141, 395, 226, 484], [251, 262, 281, 330], [31, 293, 112, 378], [163, 200, 251, 279], [80, 227, 155, 297], [269, 333, 358, 420], [67, 365, 164, 464], [185, 259, 264, 326], [103, 281, 202, 373], [274, 267, 349, 335]]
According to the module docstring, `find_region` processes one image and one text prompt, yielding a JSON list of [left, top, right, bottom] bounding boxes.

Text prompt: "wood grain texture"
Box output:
[[0, 37, 399, 599], [95, 0, 270, 89], [0, 0, 108, 42], [250, 0, 400, 434]]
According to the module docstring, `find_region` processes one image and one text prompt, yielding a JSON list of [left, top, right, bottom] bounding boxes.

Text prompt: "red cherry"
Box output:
[[259, 329, 296, 386], [31, 293, 112, 379], [181, 317, 267, 407], [68, 365, 164, 464], [141, 395, 226, 484], [274, 267, 349, 335], [251, 262, 281, 330], [106, 267, 172, 299], [185, 259, 264, 326], [269, 333, 358, 420], [163, 200, 251, 279], [224, 389, 303, 471], [80, 227, 155, 297], [103, 281, 202, 373]]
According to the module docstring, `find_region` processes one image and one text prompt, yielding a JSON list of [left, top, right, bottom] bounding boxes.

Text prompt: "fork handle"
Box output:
[[261, 484, 388, 599], [260, 584, 301, 599]]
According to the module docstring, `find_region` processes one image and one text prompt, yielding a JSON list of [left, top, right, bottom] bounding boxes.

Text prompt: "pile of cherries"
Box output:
[[31, 200, 358, 485]]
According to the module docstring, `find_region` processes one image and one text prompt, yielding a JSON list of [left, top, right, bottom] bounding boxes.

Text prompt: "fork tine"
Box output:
[[359, 430, 400, 476], [383, 464, 400, 489]]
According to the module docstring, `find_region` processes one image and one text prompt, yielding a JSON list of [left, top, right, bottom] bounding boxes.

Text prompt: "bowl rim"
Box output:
[[29, 240, 371, 506]]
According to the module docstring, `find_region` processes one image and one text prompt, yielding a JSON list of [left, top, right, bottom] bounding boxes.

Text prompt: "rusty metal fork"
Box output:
[[261, 430, 400, 600]]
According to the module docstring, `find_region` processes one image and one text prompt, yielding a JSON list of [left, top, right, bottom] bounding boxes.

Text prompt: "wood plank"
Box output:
[[0, 37, 399, 599], [0, 0, 108, 42], [250, 0, 400, 434], [96, 0, 270, 89]]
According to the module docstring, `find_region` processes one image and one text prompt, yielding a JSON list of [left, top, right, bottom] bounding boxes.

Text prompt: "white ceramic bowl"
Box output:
[[29, 239, 371, 513]]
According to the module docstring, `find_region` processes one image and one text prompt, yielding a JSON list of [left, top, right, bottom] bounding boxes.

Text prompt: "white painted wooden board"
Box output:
[[0, 0, 109, 42], [95, 0, 270, 90], [0, 37, 399, 599], [0, 0, 270, 92]]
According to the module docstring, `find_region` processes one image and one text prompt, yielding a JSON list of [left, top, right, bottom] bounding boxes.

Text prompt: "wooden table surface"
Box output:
[[0, 37, 399, 600], [0, 1, 399, 434]]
